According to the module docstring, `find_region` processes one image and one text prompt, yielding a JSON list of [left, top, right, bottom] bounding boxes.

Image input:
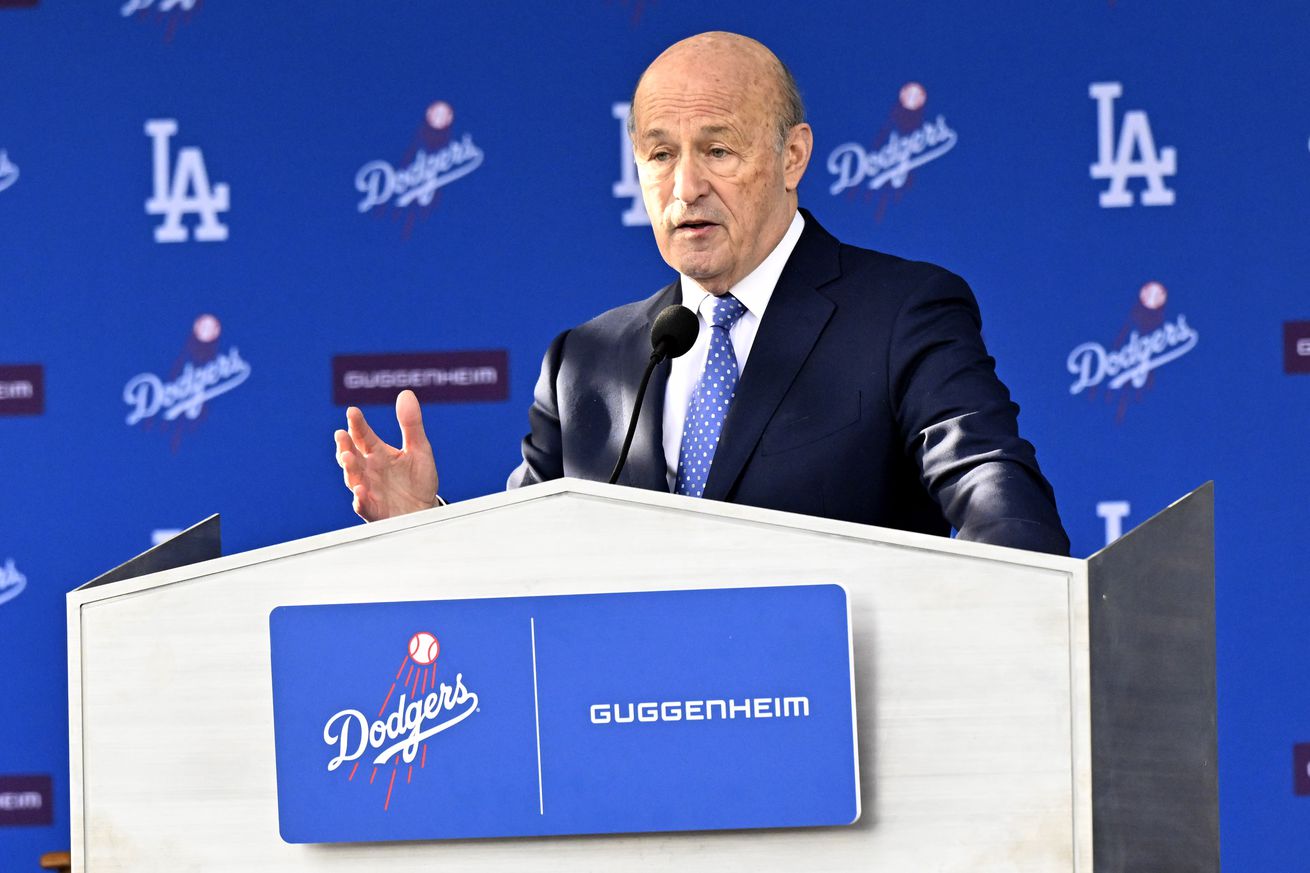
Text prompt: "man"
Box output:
[[335, 32, 1070, 555]]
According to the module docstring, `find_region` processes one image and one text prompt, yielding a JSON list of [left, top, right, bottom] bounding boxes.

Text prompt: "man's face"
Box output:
[[630, 53, 808, 295]]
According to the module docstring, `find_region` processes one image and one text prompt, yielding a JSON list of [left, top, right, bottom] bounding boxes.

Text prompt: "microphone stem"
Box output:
[[608, 351, 663, 485]]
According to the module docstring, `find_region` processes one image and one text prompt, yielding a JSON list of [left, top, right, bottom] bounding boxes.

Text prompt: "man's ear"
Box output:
[[782, 123, 813, 192]]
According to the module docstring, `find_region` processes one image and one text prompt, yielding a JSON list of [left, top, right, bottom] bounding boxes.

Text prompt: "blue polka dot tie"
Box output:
[[675, 293, 748, 498]]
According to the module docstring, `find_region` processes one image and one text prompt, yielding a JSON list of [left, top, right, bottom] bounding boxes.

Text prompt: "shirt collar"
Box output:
[[679, 210, 805, 321]]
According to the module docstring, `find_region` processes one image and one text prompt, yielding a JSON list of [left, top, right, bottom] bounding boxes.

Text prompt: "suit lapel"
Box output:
[[614, 280, 679, 493], [703, 214, 841, 501]]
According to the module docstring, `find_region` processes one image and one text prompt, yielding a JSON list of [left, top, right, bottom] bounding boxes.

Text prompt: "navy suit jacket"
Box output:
[[508, 212, 1070, 556]]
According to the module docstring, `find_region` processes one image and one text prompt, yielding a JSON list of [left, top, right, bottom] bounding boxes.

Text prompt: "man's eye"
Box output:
[[708, 147, 730, 159], [651, 151, 673, 162]]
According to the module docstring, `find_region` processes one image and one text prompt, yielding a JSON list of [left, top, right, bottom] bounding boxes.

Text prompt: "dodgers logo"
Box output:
[[123, 314, 252, 448], [827, 82, 958, 220], [0, 150, 18, 194], [355, 101, 485, 237], [321, 630, 478, 811], [1067, 281, 1199, 421], [0, 559, 27, 608], [120, 0, 200, 41], [145, 119, 230, 242], [1089, 82, 1177, 207]]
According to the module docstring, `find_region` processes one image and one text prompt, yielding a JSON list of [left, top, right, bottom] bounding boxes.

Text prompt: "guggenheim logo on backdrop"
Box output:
[[0, 365, 43, 416], [1285, 321, 1310, 374], [333, 351, 508, 406], [0, 775, 53, 827]]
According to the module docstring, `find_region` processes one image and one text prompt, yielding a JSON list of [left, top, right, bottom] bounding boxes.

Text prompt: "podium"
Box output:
[[66, 479, 1217, 871]]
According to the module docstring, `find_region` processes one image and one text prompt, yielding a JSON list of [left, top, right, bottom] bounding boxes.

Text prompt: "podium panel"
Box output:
[[67, 479, 1214, 871]]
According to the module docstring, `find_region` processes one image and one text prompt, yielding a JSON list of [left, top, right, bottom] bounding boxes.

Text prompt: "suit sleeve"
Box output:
[[888, 270, 1071, 555], [506, 329, 569, 489]]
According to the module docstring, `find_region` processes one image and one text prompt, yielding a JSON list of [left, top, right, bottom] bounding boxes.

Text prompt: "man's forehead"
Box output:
[[637, 121, 740, 143], [634, 77, 770, 137]]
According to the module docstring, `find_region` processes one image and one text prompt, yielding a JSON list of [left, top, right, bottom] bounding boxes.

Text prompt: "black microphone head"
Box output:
[[650, 304, 699, 360]]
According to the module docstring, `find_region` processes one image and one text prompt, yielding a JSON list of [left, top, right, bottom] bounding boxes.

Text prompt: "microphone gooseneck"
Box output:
[[608, 305, 700, 485]]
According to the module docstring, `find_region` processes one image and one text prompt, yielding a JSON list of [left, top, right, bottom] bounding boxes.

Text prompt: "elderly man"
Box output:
[[335, 32, 1070, 555]]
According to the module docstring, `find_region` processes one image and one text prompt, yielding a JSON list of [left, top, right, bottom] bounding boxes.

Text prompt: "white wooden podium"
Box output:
[[66, 479, 1217, 872]]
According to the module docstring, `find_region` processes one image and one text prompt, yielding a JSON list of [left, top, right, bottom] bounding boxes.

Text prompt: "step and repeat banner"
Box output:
[[1, 1, 1307, 868]]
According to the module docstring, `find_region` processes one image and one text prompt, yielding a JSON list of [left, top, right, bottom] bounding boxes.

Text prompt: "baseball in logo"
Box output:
[[408, 631, 439, 665], [826, 81, 958, 221], [322, 630, 478, 811]]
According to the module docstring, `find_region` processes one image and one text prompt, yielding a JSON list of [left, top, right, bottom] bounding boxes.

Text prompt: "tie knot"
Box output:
[[709, 293, 747, 330]]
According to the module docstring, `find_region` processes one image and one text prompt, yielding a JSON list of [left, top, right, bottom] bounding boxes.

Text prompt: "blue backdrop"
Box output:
[[1, 1, 1307, 868]]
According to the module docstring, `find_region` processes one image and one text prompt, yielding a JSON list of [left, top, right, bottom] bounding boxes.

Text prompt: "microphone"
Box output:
[[608, 305, 699, 485], [650, 304, 699, 360]]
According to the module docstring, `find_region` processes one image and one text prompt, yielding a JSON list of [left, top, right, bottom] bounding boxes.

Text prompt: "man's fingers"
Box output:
[[352, 484, 378, 522], [395, 390, 430, 452], [334, 429, 360, 462], [339, 446, 365, 490], [346, 406, 387, 454]]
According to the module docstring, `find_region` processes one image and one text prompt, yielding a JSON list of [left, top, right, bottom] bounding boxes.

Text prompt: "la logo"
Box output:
[[1089, 82, 1177, 208], [145, 119, 230, 243], [610, 102, 649, 227]]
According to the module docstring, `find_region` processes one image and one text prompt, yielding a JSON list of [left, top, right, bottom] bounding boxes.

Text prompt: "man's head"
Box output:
[[628, 32, 813, 295]]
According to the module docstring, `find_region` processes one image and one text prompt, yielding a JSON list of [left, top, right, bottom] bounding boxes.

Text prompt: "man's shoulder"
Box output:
[[569, 282, 675, 337], [836, 239, 963, 292], [798, 210, 967, 301]]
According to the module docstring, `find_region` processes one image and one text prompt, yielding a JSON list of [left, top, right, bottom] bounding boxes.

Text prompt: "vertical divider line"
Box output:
[[531, 616, 544, 815]]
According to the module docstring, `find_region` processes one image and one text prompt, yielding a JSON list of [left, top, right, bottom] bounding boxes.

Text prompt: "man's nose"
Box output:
[[671, 153, 708, 204]]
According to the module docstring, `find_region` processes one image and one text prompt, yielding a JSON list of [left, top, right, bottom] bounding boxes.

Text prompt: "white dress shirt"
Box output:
[[662, 210, 806, 489]]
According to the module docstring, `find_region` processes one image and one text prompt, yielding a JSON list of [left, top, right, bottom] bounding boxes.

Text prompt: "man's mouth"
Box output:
[[675, 220, 718, 233]]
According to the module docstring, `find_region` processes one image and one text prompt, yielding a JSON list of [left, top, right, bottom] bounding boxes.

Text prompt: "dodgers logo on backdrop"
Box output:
[[121, 0, 198, 16], [0, 559, 27, 608], [1067, 281, 1198, 421], [120, 0, 200, 41], [145, 118, 229, 242], [122, 314, 251, 448], [1089, 82, 1177, 207], [321, 630, 478, 811], [0, 149, 18, 194], [827, 82, 958, 221], [611, 101, 649, 226], [355, 101, 485, 237]]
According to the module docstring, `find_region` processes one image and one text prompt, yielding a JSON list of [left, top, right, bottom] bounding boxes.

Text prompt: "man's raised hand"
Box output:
[[334, 389, 439, 521]]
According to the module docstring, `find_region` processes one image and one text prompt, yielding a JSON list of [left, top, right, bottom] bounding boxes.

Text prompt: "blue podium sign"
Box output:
[[269, 584, 859, 844]]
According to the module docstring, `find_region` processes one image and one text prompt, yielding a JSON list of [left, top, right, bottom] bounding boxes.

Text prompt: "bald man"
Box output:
[[335, 32, 1070, 555]]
